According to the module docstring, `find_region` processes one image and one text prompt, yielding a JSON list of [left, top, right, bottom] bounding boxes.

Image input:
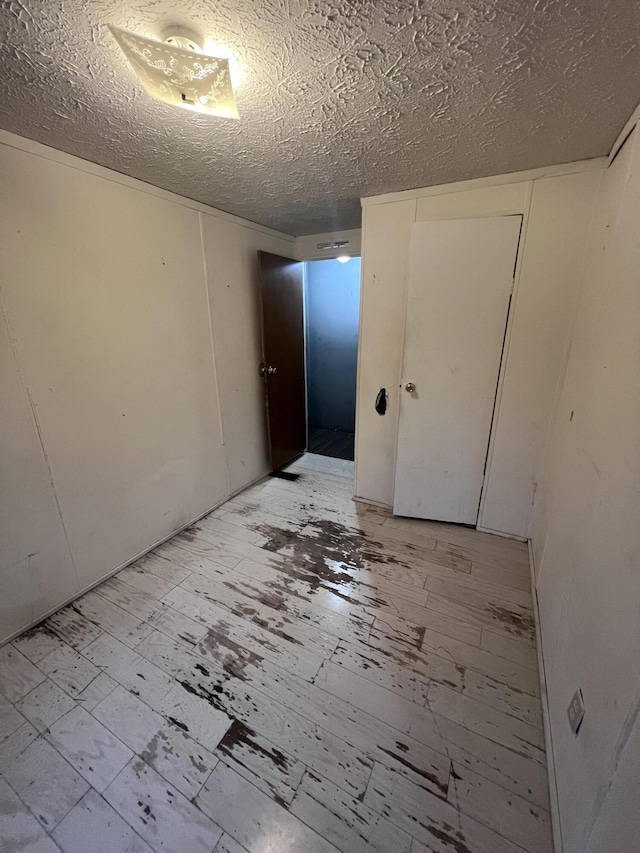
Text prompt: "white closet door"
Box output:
[[393, 216, 522, 524]]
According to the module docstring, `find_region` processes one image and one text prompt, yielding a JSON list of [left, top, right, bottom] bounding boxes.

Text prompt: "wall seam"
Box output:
[[352, 207, 368, 499], [387, 196, 418, 510], [528, 168, 604, 558], [476, 183, 533, 532], [583, 692, 640, 850], [532, 126, 637, 565], [0, 288, 80, 588], [198, 211, 231, 497]]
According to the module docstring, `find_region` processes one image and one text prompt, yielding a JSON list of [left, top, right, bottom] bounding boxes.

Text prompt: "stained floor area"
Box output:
[[0, 454, 552, 853]]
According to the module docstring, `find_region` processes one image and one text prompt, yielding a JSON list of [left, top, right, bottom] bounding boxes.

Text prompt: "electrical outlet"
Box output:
[[568, 689, 585, 734]]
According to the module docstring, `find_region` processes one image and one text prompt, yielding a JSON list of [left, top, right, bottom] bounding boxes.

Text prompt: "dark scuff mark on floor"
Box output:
[[246, 520, 410, 611], [413, 625, 427, 648], [139, 802, 156, 824], [234, 559, 385, 613], [251, 614, 303, 646], [486, 604, 534, 637], [425, 822, 471, 853], [377, 745, 449, 797], [141, 730, 172, 765], [177, 633, 198, 645], [256, 517, 417, 579], [232, 502, 261, 517], [218, 719, 290, 771], [178, 679, 228, 714], [222, 579, 286, 612], [167, 716, 189, 732], [64, 602, 101, 632], [17, 623, 58, 645], [350, 641, 460, 689], [190, 754, 208, 773], [196, 625, 263, 679], [191, 582, 261, 619], [175, 527, 199, 542]]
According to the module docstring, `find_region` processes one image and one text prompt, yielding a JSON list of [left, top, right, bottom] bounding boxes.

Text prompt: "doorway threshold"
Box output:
[[308, 427, 354, 461]]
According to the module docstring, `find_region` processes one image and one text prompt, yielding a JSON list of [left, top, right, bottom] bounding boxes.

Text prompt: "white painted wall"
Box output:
[[355, 163, 602, 537], [354, 198, 416, 507], [202, 216, 295, 494], [531, 126, 640, 853], [0, 132, 293, 644]]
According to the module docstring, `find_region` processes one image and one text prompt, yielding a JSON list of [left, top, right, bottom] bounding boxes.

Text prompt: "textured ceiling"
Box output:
[[1, 1, 639, 235]]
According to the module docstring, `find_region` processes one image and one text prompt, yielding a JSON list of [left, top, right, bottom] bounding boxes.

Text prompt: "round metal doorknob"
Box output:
[[267, 366, 278, 375], [405, 382, 416, 392]]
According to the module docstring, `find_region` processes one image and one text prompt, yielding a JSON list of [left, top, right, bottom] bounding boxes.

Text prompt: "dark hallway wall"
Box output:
[[306, 258, 361, 433]]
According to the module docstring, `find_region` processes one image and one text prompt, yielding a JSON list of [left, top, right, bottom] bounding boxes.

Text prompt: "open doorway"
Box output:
[[304, 257, 361, 461]]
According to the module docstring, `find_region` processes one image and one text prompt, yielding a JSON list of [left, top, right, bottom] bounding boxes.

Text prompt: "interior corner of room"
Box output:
[[353, 134, 640, 853], [2, 6, 640, 851]]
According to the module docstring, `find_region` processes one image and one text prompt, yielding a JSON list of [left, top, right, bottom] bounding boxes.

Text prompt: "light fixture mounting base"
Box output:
[[160, 25, 203, 53]]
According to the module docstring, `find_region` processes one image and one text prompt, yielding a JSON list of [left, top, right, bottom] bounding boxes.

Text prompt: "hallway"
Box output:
[[0, 454, 552, 853], [308, 427, 355, 461]]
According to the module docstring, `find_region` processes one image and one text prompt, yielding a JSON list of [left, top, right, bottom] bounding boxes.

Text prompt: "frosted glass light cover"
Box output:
[[109, 26, 239, 119]]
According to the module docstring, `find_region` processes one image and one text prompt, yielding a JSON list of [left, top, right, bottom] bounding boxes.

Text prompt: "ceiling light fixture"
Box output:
[[109, 25, 239, 118], [336, 255, 351, 263]]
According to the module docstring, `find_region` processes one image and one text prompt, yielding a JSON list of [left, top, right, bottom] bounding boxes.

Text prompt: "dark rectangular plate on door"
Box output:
[[258, 251, 306, 471]]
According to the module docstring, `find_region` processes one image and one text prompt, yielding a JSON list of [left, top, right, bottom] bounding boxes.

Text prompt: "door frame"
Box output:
[[300, 253, 362, 460], [391, 212, 527, 529], [302, 260, 309, 451]]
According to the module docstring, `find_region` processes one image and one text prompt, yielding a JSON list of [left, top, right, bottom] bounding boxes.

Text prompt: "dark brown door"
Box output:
[[258, 251, 306, 470]]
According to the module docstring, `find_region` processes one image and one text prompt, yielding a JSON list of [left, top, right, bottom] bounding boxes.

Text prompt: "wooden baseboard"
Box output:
[[477, 525, 527, 542], [352, 495, 393, 510]]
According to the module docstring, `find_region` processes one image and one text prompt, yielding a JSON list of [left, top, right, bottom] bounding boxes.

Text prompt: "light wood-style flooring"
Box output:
[[0, 454, 552, 853]]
